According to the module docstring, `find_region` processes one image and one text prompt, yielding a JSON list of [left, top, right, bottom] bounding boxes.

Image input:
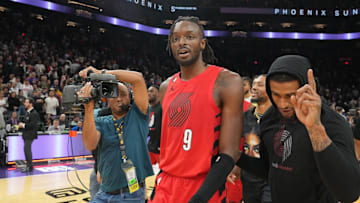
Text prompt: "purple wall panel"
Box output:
[[8, 133, 90, 161]]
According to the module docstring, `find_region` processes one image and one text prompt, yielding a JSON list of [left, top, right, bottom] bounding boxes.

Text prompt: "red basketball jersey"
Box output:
[[160, 65, 224, 177]]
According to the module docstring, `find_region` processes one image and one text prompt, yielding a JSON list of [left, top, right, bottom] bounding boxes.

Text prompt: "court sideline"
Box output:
[[0, 161, 156, 203], [0, 162, 358, 203]]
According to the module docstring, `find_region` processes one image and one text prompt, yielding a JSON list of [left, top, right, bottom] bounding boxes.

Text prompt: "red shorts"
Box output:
[[148, 172, 226, 203], [226, 179, 243, 203], [149, 152, 160, 165]]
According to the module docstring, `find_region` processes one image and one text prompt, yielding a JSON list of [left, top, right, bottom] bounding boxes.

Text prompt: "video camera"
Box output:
[[61, 72, 119, 113]]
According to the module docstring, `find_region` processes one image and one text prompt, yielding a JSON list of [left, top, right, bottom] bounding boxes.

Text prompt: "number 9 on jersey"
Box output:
[[183, 129, 192, 151]]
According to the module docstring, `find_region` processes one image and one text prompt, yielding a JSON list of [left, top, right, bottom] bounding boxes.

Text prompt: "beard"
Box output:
[[149, 97, 155, 104], [175, 50, 201, 67], [114, 103, 130, 115], [251, 96, 264, 103]]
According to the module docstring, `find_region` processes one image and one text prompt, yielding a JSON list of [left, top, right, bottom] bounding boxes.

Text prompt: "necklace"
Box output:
[[254, 110, 263, 124]]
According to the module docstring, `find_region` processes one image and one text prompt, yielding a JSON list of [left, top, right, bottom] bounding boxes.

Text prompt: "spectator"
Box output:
[[2, 87, 9, 98], [44, 114, 53, 131], [0, 77, 6, 90], [18, 90, 26, 116], [9, 82, 19, 95], [335, 106, 347, 120], [47, 119, 64, 132], [71, 120, 82, 131], [243, 76, 252, 103], [59, 113, 68, 129], [32, 90, 45, 122], [6, 111, 20, 133], [0, 91, 8, 115], [147, 85, 162, 165], [7, 91, 20, 115], [228, 75, 272, 203], [15, 77, 23, 90], [44, 89, 59, 117], [40, 74, 48, 89], [26, 72, 38, 85], [0, 110, 5, 137], [70, 115, 80, 127], [34, 60, 46, 75], [22, 79, 33, 98]]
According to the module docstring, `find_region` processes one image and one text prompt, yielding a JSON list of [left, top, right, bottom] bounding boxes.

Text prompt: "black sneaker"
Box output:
[[21, 166, 34, 173]]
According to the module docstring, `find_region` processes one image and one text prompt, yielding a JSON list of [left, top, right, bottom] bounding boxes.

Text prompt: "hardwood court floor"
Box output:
[[0, 166, 93, 202], [0, 162, 358, 203], [0, 161, 156, 203]]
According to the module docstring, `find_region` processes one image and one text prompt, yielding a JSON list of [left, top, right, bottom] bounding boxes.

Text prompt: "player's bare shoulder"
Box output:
[[159, 76, 172, 103], [213, 69, 243, 108]]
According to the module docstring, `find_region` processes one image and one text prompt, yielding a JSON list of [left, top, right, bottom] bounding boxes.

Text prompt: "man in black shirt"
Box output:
[[18, 98, 40, 173], [147, 85, 162, 165], [239, 75, 272, 203], [32, 89, 45, 123], [237, 55, 360, 203]]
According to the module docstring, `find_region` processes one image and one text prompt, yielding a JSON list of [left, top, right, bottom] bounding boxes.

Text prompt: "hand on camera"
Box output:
[[77, 82, 92, 98], [79, 66, 100, 78], [77, 82, 95, 107]]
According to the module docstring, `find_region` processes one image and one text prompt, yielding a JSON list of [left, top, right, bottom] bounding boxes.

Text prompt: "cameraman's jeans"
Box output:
[[90, 169, 100, 200], [91, 187, 145, 203]]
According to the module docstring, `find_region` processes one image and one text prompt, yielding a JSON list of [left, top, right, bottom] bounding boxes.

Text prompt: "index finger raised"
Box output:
[[307, 69, 316, 91]]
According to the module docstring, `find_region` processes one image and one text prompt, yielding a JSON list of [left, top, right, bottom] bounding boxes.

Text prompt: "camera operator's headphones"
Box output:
[[119, 82, 133, 105]]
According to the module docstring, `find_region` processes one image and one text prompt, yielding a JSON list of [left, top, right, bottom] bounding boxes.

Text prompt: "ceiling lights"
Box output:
[[0, 6, 8, 12], [66, 21, 78, 27], [164, 20, 173, 25], [280, 22, 294, 28], [255, 22, 266, 27], [225, 21, 238, 26], [200, 20, 209, 26], [313, 24, 327, 29]]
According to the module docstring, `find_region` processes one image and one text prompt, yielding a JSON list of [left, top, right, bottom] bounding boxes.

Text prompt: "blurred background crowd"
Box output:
[[0, 5, 359, 133]]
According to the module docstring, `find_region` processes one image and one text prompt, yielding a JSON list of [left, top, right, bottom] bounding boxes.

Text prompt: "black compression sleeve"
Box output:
[[236, 152, 269, 179], [188, 153, 235, 203]]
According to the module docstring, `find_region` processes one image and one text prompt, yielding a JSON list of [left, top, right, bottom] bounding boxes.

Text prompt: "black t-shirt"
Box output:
[[32, 96, 44, 113], [148, 102, 162, 153], [7, 96, 20, 111], [241, 109, 268, 183]]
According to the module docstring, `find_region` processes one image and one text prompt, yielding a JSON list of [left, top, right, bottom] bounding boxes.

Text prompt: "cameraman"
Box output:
[[78, 67, 153, 202]]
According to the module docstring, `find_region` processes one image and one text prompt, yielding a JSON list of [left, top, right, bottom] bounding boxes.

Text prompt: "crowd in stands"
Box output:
[[0, 8, 360, 132]]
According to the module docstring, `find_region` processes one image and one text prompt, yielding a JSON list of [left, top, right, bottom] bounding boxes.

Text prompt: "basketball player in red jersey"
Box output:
[[149, 16, 244, 203]]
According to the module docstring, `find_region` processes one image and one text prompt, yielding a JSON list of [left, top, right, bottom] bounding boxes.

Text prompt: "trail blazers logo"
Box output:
[[149, 112, 155, 128], [168, 93, 193, 127]]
